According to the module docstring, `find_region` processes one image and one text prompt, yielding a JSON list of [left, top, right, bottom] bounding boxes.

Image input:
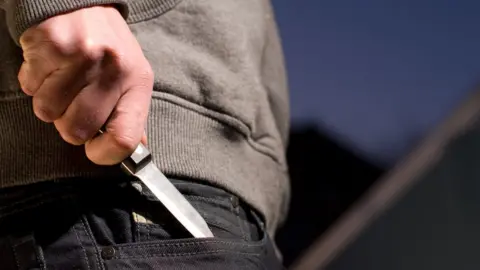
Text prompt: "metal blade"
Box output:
[[96, 129, 212, 238], [134, 162, 214, 238]]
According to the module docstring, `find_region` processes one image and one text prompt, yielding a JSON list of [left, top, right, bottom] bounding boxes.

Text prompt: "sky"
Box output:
[[272, 0, 480, 166]]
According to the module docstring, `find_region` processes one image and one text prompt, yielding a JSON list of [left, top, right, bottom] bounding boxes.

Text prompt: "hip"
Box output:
[[0, 176, 283, 269]]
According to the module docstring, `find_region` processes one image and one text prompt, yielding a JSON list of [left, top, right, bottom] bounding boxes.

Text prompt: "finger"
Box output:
[[18, 55, 57, 96], [85, 85, 152, 165], [32, 64, 87, 122], [19, 27, 87, 96], [53, 77, 123, 146]]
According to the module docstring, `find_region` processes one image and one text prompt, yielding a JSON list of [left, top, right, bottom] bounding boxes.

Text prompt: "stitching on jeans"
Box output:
[[73, 225, 91, 270], [12, 240, 20, 269], [231, 196, 247, 241], [35, 243, 47, 270], [136, 218, 237, 238], [139, 194, 243, 237], [80, 217, 104, 270], [144, 194, 229, 207], [114, 238, 266, 250], [235, 206, 246, 240], [185, 196, 229, 205], [115, 249, 262, 259]]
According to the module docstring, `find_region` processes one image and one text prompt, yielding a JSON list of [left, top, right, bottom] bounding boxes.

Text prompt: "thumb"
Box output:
[[85, 88, 151, 165]]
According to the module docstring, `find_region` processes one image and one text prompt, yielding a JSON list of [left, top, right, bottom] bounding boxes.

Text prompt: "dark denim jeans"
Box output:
[[0, 176, 283, 269]]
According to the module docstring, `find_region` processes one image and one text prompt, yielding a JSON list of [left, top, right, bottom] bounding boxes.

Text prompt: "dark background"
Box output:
[[271, 0, 480, 267]]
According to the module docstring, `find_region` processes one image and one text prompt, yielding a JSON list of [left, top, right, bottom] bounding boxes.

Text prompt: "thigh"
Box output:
[[0, 177, 283, 270]]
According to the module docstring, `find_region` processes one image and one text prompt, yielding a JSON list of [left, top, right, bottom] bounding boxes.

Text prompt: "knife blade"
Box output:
[[99, 130, 214, 238]]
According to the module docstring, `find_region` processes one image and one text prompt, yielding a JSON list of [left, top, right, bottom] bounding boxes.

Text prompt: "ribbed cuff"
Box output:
[[6, 0, 129, 45]]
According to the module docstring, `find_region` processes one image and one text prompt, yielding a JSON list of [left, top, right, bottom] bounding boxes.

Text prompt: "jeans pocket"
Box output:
[[0, 178, 283, 269], [131, 180, 259, 242], [82, 179, 282, 269], [100, 237, 274, 270]]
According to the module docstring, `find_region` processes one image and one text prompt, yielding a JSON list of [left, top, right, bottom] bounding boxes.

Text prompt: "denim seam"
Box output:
[[202, 218, 238, 234], [185, 196, 230, 205], [36, 246, 47, 270], [140, 193, 245, 237], [114, 238, 266, 250], [137, 218, 239, 238], [72, 225, 91, 270], [207, 222, 238, 235], [114, 250, 262, 259], [144, 193, 230, 207], [12, 240, 20, 270], [80, 216, 104, 270], [232, 197, 247, 241]]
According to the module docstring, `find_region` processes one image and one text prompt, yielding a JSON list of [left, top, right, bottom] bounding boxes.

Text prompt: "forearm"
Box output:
[[1, 0, 129, 45]]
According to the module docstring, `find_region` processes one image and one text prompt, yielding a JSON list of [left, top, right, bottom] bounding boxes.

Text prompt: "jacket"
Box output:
[[0, 0, 290, 236]]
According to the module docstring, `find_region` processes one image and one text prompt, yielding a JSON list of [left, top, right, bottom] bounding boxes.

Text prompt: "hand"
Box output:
[[18, 5, 153, 165]]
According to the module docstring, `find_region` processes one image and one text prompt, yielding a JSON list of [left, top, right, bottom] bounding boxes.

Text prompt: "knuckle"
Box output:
[[48, 38, 69, 53], [17, 73, 32, 95], [112, 50, 130, 75], [95, 46, 130, 79], [38, 32, 75, 56], [42, 27, 70, 47], [19, 28, 36, 46], [33, 100, 58, 122], [77, 38, 105, 63]]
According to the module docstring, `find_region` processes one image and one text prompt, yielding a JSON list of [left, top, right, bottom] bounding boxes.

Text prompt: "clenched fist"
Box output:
[[18, 6, 153, 166]]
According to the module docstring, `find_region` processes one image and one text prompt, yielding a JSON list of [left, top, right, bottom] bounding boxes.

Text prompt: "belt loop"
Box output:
[[10, 234, 45, 270]]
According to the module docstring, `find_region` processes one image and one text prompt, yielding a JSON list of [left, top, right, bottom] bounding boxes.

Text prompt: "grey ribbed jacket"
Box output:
[[0, 0, 290, 235]]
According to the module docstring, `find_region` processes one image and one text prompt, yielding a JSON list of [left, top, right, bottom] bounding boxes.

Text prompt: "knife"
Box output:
[[99, 130, 214, 238]]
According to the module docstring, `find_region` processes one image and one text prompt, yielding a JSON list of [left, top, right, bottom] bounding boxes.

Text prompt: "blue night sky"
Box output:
[[272, 0, 480, 166]]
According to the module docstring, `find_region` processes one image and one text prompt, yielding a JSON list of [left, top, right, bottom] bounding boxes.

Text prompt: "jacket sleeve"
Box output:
[[0, 0, 129, 45]]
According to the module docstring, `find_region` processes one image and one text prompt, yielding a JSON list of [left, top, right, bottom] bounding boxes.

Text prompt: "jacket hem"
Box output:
[[0, 96, 289, 235]]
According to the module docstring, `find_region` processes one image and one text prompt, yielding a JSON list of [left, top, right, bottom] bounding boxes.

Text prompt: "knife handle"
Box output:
[[121, 143, 152, 174], [97, 129, 152, 175]]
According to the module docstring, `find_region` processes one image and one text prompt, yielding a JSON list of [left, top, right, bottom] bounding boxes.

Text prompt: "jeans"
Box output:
[[0, 176, 283, 269]]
